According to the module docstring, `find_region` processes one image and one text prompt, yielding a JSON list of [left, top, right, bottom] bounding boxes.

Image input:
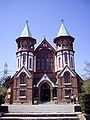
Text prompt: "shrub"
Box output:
[[79, 93, 90, 114]]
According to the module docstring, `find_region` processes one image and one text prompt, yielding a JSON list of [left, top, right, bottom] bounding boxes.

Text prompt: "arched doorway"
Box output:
[[40, 83, 50, 102]]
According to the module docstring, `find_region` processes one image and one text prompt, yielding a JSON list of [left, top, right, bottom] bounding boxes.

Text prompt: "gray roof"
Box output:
[[57, 21, 69, 37], [20, 21, 32, 37]]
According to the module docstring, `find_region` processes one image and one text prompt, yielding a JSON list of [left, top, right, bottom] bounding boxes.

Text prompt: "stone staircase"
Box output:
[[0, 113, 79, 120], [0, 104, 84, 120]]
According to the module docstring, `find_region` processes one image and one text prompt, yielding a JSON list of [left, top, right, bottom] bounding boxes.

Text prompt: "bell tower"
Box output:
[[16, 21, 36, 72], [54, 20, 75, 72]]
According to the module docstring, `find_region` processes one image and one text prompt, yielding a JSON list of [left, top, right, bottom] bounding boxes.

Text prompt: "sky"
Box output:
[[0, 0, 90, 78]]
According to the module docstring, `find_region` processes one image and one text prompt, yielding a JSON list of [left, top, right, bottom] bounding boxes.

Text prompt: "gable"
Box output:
[[35, 38, 55, 53], [15, 66, 32, 78], [58, 65, 76, 77], [37, 74, 55, 87]]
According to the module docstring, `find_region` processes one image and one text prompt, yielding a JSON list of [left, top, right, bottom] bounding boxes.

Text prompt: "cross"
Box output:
[[61, 19, 64, 23], [26, 20, 28, 25]]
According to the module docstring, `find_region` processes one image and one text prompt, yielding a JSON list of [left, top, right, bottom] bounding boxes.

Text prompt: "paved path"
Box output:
[[3, 104, 74, 113]]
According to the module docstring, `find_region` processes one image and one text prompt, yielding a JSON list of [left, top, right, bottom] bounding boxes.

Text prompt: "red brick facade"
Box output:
[[5, 21, 83, 104]]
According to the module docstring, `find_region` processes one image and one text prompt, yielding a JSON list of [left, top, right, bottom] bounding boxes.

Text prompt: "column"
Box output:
[[50, 88, 53, 102]]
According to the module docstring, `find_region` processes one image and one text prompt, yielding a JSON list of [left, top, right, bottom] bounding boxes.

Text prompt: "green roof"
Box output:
[[57, 21, 69, 37], [20, 21, 32, 37]]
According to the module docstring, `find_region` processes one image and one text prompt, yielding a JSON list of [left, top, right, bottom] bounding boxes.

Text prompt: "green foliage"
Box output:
[[79, 93, 90, 114], [0, 94, 5, 105], [3, 76, 11, 88], [84, 79, 90, 94], [0, 76, 11, 105]]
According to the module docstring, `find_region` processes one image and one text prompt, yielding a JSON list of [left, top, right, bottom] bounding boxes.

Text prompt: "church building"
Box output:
[[5, 20, 83, 104]]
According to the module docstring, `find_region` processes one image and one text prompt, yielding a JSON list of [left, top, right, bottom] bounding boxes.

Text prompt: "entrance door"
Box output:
[[41, 83, 50, 102]]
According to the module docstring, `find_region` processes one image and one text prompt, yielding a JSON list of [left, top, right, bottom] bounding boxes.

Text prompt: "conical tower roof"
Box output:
[[20, 21, 32, 37], [57, 20, 69, 37]]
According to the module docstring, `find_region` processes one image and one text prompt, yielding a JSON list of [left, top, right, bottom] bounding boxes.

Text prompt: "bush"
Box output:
[[79, 93, 90, 114], [0, 94, 4, 105]]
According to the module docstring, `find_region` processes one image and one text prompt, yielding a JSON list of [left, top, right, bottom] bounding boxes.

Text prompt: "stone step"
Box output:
[[0, 116, 79, 120], [3, 104, 74, 113], [0, 113, 79, 120], [1, 113, 78, 117]]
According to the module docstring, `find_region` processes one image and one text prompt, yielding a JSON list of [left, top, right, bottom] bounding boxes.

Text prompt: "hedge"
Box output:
[[79, 93, 90, 114]]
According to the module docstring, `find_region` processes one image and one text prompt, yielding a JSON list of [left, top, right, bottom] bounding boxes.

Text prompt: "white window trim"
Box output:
[[19, 96, 26, 99]]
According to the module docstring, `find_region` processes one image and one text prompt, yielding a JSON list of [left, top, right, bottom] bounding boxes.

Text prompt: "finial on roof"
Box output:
[[20, 20, 32, 37], [61, 19, 64, 23], [57, 19, 69, 37], [26, 20, 28, 25]]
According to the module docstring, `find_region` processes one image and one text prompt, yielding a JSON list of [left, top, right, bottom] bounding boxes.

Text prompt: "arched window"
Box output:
[[29, 58, 32, 69], [23, 53, 26, 65], [64, 52, 67, 63], [58, 57, 60, 68], [20, 73, 26, 84], [50, 57, 53, 70], [46, 57, 49, 70], [42, 58, 44, 70], [71, 57, 73, 68], [37, 57, 40, 70], [18, 58, 19, 68], [64, 72, 70, 83]]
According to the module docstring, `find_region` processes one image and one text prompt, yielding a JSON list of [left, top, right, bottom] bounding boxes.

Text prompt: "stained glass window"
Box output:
[[46, 58, 49, 70], [23, 53, 26, 65], [20, 73, 26, 84], [58, 57, 60, 68], [50, 57, 53, 70], [64, 52, 67, 63], [42, 58, 44, 70], [29, 58, 32, 69], [64, 72, 70, 83], [37, 58, 40, 70]]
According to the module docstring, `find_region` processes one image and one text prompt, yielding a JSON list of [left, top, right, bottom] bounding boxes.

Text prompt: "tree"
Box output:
[[79, 61, 90, 114], [0, 76, 11, 105], [83, 61, 90, 94], [83, 61, 90, 79]]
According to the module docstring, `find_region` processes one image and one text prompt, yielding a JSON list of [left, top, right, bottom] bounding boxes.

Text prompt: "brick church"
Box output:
[[5, 20, 83, 104]]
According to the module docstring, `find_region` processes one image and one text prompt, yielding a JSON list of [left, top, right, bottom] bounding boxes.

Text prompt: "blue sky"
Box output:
[[0, 0, 90, 78]]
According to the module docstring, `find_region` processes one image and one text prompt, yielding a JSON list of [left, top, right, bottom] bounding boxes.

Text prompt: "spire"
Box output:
[[20, 20, 32, 37], [57, 19, 69, 37]]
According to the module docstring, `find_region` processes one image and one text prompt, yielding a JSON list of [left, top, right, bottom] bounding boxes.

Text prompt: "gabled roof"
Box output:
[[58, 65, 77, 77], [20, 21, 32, 37], [14, 66, 32, 78], [37, 74, 55, 87], [35, 38, 55, 52], [57, 20, 69, 37]]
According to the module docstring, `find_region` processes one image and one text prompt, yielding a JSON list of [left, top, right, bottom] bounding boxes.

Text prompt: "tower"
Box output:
[[12, 21, 36, 104], [16, 21, 36, 72], [54, 20, 75, 72]]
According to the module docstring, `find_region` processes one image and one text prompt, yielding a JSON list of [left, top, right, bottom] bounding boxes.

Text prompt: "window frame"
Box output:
[[64, 52, 67, 64], [20, 73, 26, 84], [29, 57, 32, 69], [23, 53, 26, 65], [50, 57, 53, 70], [64, 72, 70, 83]]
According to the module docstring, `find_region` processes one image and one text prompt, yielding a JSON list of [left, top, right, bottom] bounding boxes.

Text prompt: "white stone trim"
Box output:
[[37, 74, 55, 87], [64, 83, 71, 85], [20, 84, 27, 86], [60, 67, 75, 77], [17, 67, 31, 77], [19, 96, 26, 99]]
